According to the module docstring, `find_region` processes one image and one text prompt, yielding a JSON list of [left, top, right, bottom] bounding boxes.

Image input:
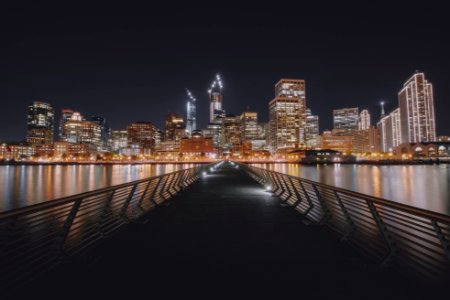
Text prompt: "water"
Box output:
[[0, 164, 195, 212], [253, 163, 450, 215]]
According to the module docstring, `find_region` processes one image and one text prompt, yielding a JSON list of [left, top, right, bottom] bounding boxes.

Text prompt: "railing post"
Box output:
[[334, 191, 356, 241], [120, 183, 138, 220], [312, 184, 331, 225], [147, 177, 162, 206], [288, 177, 303, 208], [366, 200, 396, 268], [58, 199, 82, 253], [299, 181, 314, 217], [431, 220, 450, 263], [137, 180, 152, 207], [158, 175, 171, 201], [96, 190, 116, 237]]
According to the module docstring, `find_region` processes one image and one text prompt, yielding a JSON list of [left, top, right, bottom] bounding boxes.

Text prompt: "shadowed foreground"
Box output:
[[16, 164, 440, 299]]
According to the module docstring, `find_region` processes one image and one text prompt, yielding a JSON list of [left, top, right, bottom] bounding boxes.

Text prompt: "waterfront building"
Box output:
[[377, 108, 401, 152], [305, 109, 319, 148], [332, 107, 359, 136], [268, 79, 306, 152], [127, 122, 157, 154], [203, 123, 222, 148], [62, 113, 102, 152], [26, 101, 54, 145], [0, 142, 34, 160], [394, 141, 450, 159], [358, 109, 371, 130], [398, 72, 436, 143], [180, 136, 214, 158], [320, 131, 353, 153]]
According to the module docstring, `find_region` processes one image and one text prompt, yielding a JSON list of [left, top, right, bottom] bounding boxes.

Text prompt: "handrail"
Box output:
[[241, 163, 450, 281], [0, 163, 211, 292]]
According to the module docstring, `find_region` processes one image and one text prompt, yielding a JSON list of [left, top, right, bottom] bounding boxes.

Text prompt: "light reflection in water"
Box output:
[[0, 164, 194, 212], [253, 163, 450, 215]]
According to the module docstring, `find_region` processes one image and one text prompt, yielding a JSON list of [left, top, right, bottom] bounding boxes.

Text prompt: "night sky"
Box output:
[[1, 2, 449, 141]]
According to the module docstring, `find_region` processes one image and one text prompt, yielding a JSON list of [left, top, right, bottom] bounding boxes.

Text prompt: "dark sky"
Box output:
[[1, 2, 449, 141]]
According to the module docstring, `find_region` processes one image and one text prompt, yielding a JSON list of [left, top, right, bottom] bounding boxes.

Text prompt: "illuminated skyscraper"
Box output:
[[358, 109, 371, 130], [240, 112, 259, 141], [221, 114, 241, 150], [186, 89, 197, 135], [398, 72, 436, 143], [26, 101, 54, 145], [377, 108, 401, 152], [268, 79, 306, 152], [305, 109, 319, 148], [59, 109, 74, 140], [90, 115, 111, 151], [208, 74, 224, 123], [333, 107, 359, 135], [62, 113, 102, 152]]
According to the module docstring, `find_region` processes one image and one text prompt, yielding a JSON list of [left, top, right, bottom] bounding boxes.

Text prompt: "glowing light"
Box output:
[[202, 171, 207, 177], [265, 185, 272, 192]]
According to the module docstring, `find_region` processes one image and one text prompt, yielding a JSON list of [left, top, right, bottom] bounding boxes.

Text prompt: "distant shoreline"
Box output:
[[0, 160, 448, 166]]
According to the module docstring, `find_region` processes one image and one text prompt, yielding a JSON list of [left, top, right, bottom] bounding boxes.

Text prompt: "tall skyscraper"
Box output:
[[240, 112, 259, 141], [164, 113, 186, 142], [90, 115, 111, 151], [26, 101, 54, 145], [358, 109, 371, 130], [59, 109, 74, 140], [208, 74, 224, 123], [377, 108, 401, 152], [333, 107, 359, 135], [268, 79, 306, 152], [186, 89, 197, 135], [221, 114, 241, 150], [398, 72, 436, 143], [305, 109, 319, 148]]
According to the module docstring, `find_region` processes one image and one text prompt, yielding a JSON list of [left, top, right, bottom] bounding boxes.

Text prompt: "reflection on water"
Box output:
[[254, 163, 450, 215], [0, 164, 194, 212]]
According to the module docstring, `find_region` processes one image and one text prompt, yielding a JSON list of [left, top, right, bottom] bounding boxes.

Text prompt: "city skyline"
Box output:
[[1, 4, 449, 141]]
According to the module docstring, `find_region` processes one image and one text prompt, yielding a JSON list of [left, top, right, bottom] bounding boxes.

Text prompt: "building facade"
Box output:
[[111, 130, 128, 152], [332, 107, 359, 136], [26, 101, 54, 145], [164, 113, 186, 142], [240, 112, 259, 142], [398, 72, 436, 143], [305, 109, 319, 148], [186, 89, 197, 135], [127, 122, 157, 153], [269, 79, 306, 152], [358, 109, 371, 130], [378, 108, 401, 152]]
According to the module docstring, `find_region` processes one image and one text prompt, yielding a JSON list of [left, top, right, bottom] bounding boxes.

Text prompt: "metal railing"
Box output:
[[0, 165, 206, 291], [243, 164, 450, 280]]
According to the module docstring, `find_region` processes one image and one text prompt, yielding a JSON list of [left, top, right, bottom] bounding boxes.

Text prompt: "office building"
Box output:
[[358, 109, 371, 130], [305, 109, 319, 148], [90, 116, 111, 151], [240, 112, 259, 141], [186, 89, 197, 135], [377, 108, 401, 152], [26, 101, 54, 145], [62, 113, 102, 152], [398, 72, 436, 143], [333, 107, 359, 135], [164, 113, 186, 142], [111, 130, 128, 152], [59, 109, 75, 140], [268, 79, 306, 152], [127, 122, 157, 153], [208, 74, 224, 123]]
